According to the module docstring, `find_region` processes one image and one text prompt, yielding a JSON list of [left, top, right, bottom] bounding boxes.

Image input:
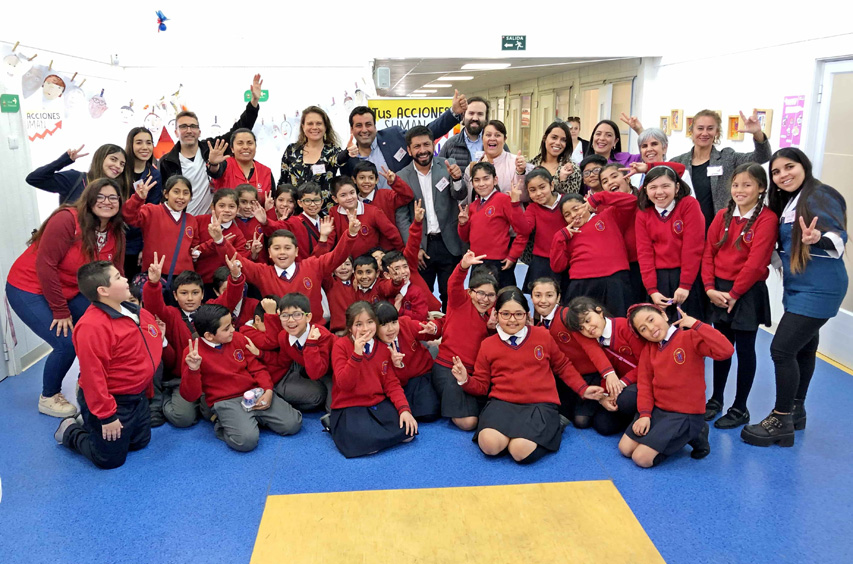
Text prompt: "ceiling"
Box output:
[[372, 57, 637, 97]]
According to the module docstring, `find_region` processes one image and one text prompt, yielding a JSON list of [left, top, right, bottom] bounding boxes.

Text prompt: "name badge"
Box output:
[[133, 179, 143, 190], [707, 166, 723, 177], [311, 164, 326, 175], [436, 177, 450, 192], [783, 210, 796, 224], [474, 150, 484, 161], [394, 148, 407, 162]]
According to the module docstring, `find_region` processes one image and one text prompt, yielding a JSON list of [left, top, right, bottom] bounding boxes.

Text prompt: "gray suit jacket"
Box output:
[[396, 158, 468, 256], [671, 137, 772, 213]]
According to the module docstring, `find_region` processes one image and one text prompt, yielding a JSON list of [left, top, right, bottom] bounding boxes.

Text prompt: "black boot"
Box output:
[[741, 412, 795, 447], [792, 400, 806, 431], [704, 399, 723, 421], [714, 407, 750, 430], [689, 422, 711, 459]]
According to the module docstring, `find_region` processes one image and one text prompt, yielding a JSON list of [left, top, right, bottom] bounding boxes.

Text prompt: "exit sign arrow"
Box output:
[[501, 35, 526, 51]]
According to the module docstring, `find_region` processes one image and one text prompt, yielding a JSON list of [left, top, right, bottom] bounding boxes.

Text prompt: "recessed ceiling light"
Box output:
[[425, 83, 452, 88], [438, 75, 474, 81], [461, 63, 511, 70], [412, 89, 437, 93]]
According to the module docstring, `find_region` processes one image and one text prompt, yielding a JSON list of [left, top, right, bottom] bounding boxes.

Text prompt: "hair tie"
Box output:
[[626, 302, 666, 337]]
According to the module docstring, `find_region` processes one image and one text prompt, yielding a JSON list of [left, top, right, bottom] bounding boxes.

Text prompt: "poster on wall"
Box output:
[[780, 95, 805, 148], [368, 98, 456, 152]]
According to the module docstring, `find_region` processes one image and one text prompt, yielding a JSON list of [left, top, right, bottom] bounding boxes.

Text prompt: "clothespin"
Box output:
[[48, 60, 53, 71], [71, 72, 78, 81], [79, 78, 86, 87], [12, 41, 19, 51]]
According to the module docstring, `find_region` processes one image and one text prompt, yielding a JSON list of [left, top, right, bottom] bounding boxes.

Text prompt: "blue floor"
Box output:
[[1, 330, 853, 564]]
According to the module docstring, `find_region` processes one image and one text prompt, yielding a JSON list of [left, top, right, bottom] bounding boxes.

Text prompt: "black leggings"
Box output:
[[770, 312, 828, 413], [710, 323, 758, 411]]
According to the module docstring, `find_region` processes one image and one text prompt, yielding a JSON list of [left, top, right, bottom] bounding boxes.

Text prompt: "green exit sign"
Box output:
[[244, 90, 269, 102], [1, 94, 20, 113], [502, 35, 526, 51]]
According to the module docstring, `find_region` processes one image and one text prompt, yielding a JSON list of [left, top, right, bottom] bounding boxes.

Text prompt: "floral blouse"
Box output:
[[279, 143, 349, 214], [529, 154, 582, 195]]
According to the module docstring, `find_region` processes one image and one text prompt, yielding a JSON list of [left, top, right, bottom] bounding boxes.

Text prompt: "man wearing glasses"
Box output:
[[159, 74, 264, 215]]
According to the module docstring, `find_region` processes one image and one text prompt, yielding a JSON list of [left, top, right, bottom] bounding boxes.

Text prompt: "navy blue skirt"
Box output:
[[706, 277, 771, 331], [564, 270, 630, 317], [403, 372, 440, 421], [523, 254, 569, 296], [431, 363, 483, 419], [654, 268, 706, 322], [329, 399, 411, 458], [475, 398, 563, 451], [623, 407, 705, 456]]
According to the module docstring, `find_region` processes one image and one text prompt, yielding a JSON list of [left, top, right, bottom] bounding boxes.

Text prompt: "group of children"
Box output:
[[53, 140, 783, 471]]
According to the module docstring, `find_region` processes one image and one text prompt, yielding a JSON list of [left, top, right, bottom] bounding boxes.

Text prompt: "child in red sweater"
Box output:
[[211, 266, 258, 328], [194, 188, 249, 290], [254, 182, 335, 260], [352, 160, 414, 223], [374, 301, 439, 422], [234, 184, 269, 264], [550, 190, 637, 316], [381, 250, 429, 322], [430, 251, 498, 431], [702, 163, 777, 429], [518, 167, 569, 294], [329, 301, 418, 458], [450, 287, 605, 464], [599, 163, 644, 305], [123, 175, 199, 289], [182, 304, 302, 452], [323, 257, 356, 335], [330, 176, 403, 258], [56, 261, 162, 469], [635, 166, 706, 321], [619, 303, 734, 467], [458, 162, 528, 289]]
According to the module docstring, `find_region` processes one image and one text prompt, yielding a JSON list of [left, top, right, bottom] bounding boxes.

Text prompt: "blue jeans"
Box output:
[[5, 283, 90, 396]]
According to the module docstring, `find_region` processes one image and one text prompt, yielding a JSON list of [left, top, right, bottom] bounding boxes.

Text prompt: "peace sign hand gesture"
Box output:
[[207, 139, 229, 165], [378, 166, 397, 186], [457, 204, 470, 225], [225, 252, 242, 279], [148, 252, 166, 284], [620, 161, 649, 179], [185, 339, 202, 371], [799, 216, 821, 245], [450, 356, 468, 384], [134, 175, 156, 200], [208, 213, 224, 243], [413, 199, 425, 223], [249, 232, 263, 259], [619, 112, 644, 134], [67, 144, 89, 161], [509, 178, 523, 203], [346, 209, 362, 236]]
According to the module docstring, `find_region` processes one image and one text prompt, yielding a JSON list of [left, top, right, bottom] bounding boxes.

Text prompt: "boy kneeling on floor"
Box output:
[[180, 304, 302, 452], [55, 261, 163, 470]]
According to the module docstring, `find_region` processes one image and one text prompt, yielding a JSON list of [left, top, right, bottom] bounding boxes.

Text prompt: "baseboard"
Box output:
[[18, 342, 52, 375]]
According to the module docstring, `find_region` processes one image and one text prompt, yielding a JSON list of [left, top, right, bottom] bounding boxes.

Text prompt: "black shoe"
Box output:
[[741, 412, 795, 447], [149, 410, 166, 428], [714, 407, 750, 429], [54, 416, 78, 444], [793, 400, 806, 430], [559, 414, 570, 430], [704, 399, 723, 421], [320, 413, 331, 432], [689, 423, 711, 459]]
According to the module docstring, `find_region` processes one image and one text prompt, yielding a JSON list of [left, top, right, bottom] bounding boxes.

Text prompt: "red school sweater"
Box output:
[[702, 207, 778, 300], [277, 323, 336, 381], [463, 327, 589, 403], [634, 196, 705, 294], [396, 282, 429, 323], [544, 307, 615, 378], [518, 199, 567, 259], [73, 303, 163, 422], [636, 323, 734, 417], [435, 264, 493, 371], [263, 213, 334, 260], [458, 191, 529, 262], [549, 191, 637, 278], [331, 337, 411, 413], [194, 215, 250, 283], [234, 216, 269, 264], [123, 195, 199, 277], [323, 276, 356, 334], [217, 232, 355, 327], [362, 175, 415, 224], [386, 316, 435, 386], [181, 332, 274, 408], [402, 218, 442, 313], [330, 203, 403, 259], [575, 317, 644, 387]]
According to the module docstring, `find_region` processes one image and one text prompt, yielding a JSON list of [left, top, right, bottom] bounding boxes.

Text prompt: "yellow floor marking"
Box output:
[[817, 352, 853, 376], [251, 480, 665, 564]]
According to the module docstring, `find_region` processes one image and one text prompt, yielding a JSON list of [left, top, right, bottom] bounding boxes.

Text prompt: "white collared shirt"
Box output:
[[654, 200, 677, 216], [543, 197, 560, 211], [733, 204, 757, 220], [220, 219, 233, 230], [181, 309, 195, 321], [416, 164, 441, 234], [201, 337, 220, 349], [542, 305, 557, 325], [289, 324, 312, 349], [337, 201, 365, 217], [662, 325, 678, 344], [600, 318, 613, 347], [275, 263, 296, 280], [478, 188, 498, 203], [363, 337, 376, 353], [358, 279, 377, 292], [399, 281, 410, 297], [301, 212, 320, 231], [359, 189, 377, 203], [165, 202, 183, 221], [497, 325, 528, 343]]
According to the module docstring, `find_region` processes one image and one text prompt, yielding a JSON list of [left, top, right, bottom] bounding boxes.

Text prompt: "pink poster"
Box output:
[[780, 95, 805, 148]]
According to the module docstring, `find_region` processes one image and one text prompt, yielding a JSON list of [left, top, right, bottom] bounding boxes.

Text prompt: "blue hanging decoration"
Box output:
[[156, 10, 169, 32]]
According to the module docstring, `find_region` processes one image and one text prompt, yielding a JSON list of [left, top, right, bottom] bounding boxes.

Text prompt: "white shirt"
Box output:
[[288, 324, 312, 348], [654, 200, 677, 217], [301, 212, 320, 231], [599, 318, 613, 347], [662, 325, 678, 344], [337, 202, 365, 216], [543, 197, 561, 211], [782, 193, 844, 258], [358, 279, 377, 292], [119, 305, 139, 324], [399, 281, 411, 297], [359, 189, 377, 204], [180, 147, 212, 216], [275, 263, 296, 280], [497, 325, 528, 343], [541, 306, 557, 326], [733, 204, 757, 220], [165, 202, 182, 221], [416, 164, 441, 235], [478, 188, 498, 203], [363, 338, 376, 354], [201, 337, 221, 349], [220, 219, 233, 230]]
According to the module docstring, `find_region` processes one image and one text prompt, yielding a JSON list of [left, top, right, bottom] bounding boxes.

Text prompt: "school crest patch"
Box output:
[[360, 225, 370, 236], [558, 331, 571, 343], [255, 226, 263, 235], [410, 341, 418, 352], [234, 349, 245, 362], [595, 220, 605, 231], [743, 230, 754, 243], [533, 345, 545, 360], [672, 220, 683, 235], [619, 345, 633, 356], [303, 277, 313, 290], [185, 226, 194, 238], [485, 206, 495, 217], [147, 324, 158, 337], [673, 348, 686, 365], [382, 361, 389, 374]]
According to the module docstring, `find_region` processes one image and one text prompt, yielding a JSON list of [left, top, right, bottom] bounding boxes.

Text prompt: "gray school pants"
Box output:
[[212, 394, 302, 452], [274, 363, 332, 413]]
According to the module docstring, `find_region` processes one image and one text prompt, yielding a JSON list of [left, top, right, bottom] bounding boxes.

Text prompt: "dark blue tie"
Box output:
[[343, 281, 351, 286], [364, 342, 371, 354], [280, 270, 290, 281], [543, 319, 551, 329], [509, 336, 518, 346], [363, 198, 372, 204], [214, 344, 222, 350], [599, 336, 606, 345], [295, 341, 303, 351], [660, 210, 668, 219]]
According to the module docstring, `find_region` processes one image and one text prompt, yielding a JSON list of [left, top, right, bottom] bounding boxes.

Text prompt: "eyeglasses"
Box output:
[[300, 198, 322, 205], [177, 124, 200, 131], [96, 194, 120, 203], [472, 290, 497, 300], [279, 312, 305, 321], [582, 167, 602, 178], [498, 311, 528, 320]]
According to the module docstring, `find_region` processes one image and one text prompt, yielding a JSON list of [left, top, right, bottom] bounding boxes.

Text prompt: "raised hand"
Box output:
[[148, 251, 166, 284], [389, 347, 405, 369], [347, 209, 362, 237], [307, 326, 321, 341], [459, 249, 486, 269], [620, 161, 649, 179], [250, 73, 263, 106], [619, 112, 643, 134], [185, 338, 202, 371], [224, 252, 242, 279], [347, 135, 358, 158], [445, 159, 462, 181], [155, 317, 167, 339], [672, 307, 697, 329], [509, 178, 522, 203], [378, 166, 397, 186], [451, 89, 468, 116], [207, 139, 229, 166], [450, 355, 468, 383], [249, 232, 263, 258], [261, 298, 278, 314], [559, 161, 574, 181], [208, 213, 224, 242], [738, 110, 763, 135], [251, 200, 268, 224], [515, 150, 526, 174], [244, 336, 260, 356], [799, 216, 821, 245], [457, 203, 470, 225], [399, 410, 418, 436], [419, 320, 438, 335], [413, 199, 425, 223], [133, 175, 156, 200], [264, 193, 275, 212], [319, 216, 335, 238], [67, 144, 89, 161], [352, 332, 370, 356]]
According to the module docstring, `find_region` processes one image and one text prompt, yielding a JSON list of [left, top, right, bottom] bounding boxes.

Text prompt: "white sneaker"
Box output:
[[39, 393, 78, 418]]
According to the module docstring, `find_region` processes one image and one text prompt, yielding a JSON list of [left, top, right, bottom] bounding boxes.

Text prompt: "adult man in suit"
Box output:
[[395, 126, 467, 310], [342, 91, 468, 190]]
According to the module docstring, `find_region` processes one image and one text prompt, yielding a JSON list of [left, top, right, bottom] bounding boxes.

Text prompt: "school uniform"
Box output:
[[180, 332, 301, 452], [401, 217, 443, 313], [194, 215, 250, 284], [432, 264, 492, 419], [123, 195, 199, 286], [359, 174, 415, 224], [463, 326, 588, 456], [234, 216, 269, 264], [330, 201, 404, 259], [61, 302, 162, 469], [273, 323, 336, 412], [395, 280, 429, 323], [458, 189, 528, 289], [323, 276, 356, 334], [635, 196, 706, 320], [231, 296, 259, 330], [211, 156, 275, 203], [519, 196, 569, 294], [550, 191, 637, 316], [330, 337, 413, 458], [263, 213, 334, 260], [624, 323, 734, 455], [216, 231, 356, 327], [388, 316, 440, 421]]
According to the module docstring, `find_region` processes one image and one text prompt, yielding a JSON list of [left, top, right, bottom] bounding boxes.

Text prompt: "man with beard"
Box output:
[[395, 126, 467, 310], [438, 97, 494, 170], [341, 91, 468, 190]]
